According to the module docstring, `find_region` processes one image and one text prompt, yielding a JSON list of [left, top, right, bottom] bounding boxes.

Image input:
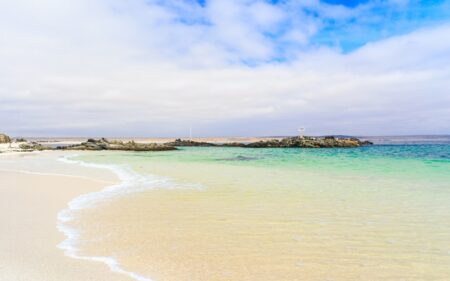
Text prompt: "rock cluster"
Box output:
[[165, 139, 216, 147], [60, 138, 177, 151], [11, 136, 372, 153], [0, 133, 11, 143], [19, 142, 49, 151], [245, 136, 372, 148], [166, 136, 372, 148]]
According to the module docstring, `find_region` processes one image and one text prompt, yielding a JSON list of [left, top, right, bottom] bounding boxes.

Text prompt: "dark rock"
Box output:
[[60, 138, 177, 151], [165, 139, 216, 147], [245, 136, 372, 148], [19, 142, 51, 151], [219, 142, 247, 147]]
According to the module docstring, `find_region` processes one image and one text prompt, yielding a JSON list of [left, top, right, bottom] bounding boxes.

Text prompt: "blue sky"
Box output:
[[189, 0, 450, 59], [0, 0, 449, 137], [316, 0, 450, 51]]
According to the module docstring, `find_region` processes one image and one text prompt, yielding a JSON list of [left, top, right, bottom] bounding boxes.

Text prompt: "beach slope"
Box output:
[[0, 154, 129, 281]]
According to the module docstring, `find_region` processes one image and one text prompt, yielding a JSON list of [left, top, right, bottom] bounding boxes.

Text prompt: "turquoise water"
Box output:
[[73, 144, 450, 281], [80, 144, 450, 182]]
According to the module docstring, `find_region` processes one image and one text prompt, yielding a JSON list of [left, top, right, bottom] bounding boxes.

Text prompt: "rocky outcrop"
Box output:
[[165, 139, 216, 147], [19, 142, 50, 151], [11, 136, 372, 153], [220, 142, 247, 147], [14, 138, 27, 142], [166, 136, 373, 148], [245, 136, 372, 148], [60, 138, 177, 151], [0, 133, 11, 143]]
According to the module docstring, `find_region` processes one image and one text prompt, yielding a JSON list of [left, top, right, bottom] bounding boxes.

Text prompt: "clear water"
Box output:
[[70, 144, 450, 281]]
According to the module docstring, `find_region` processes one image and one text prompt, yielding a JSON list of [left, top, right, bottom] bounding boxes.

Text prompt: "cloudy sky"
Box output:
[[1, 0, 449, 137]]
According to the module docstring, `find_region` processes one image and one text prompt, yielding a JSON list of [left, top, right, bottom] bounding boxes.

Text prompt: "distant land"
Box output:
[[360, 135, 450, 145]]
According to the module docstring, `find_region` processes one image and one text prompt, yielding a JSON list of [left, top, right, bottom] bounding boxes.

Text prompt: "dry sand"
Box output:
[[0, 143, 25, 153], [0, 153, 130, 281]]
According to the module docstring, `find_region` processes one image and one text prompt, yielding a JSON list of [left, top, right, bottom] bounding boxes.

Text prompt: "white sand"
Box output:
[[0, 152, 131, 281], [0, 142, 24, 153]]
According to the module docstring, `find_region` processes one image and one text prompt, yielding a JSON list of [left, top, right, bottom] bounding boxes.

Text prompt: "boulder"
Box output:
[[0, 133, 11, 143]]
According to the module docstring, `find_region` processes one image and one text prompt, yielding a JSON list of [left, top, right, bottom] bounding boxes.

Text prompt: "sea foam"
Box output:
[[57, 154, 201, 281]]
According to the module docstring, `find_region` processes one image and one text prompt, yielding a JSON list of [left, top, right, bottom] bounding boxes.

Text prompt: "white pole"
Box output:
[[298, 127, 305, 138], [189, 127, 192, 141]]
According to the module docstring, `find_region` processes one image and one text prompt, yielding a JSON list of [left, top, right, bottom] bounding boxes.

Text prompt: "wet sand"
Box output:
[[71, 150, 450, 281]]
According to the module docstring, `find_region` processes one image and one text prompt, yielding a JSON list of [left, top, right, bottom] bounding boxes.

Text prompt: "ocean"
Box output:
[[59, 140, 450, 281]]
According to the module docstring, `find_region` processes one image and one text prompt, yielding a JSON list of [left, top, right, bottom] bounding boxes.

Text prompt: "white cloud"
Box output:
[[0, 0, 449, 136]]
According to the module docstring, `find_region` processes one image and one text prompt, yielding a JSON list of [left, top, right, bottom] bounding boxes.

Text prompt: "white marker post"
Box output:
[[298, 127, 305, 138]]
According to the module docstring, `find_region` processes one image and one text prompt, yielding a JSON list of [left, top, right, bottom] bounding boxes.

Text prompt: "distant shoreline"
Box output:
[[16, 135, 450, 146], [2, 135, 450, 154]]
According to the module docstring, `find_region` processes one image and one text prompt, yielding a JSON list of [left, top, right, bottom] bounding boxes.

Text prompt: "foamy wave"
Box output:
[[57, 154, 201, 281]]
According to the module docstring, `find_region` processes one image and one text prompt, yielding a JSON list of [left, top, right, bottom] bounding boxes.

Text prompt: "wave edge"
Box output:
[[56, 154, 163, 281]]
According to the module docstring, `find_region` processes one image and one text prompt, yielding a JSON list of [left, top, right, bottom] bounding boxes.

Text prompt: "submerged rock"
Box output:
[[0, 133, 11, 143], [220, 142, 247, 147]]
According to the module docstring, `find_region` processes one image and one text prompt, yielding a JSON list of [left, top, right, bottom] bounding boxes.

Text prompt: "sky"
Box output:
[[1, 0, 449, 137]]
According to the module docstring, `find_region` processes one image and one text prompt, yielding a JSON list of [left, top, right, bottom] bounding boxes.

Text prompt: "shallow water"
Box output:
[[67, 145, 450, 281]]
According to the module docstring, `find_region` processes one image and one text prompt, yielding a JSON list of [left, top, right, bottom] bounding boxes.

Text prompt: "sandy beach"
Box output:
[[0, 152, 130, 281]]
